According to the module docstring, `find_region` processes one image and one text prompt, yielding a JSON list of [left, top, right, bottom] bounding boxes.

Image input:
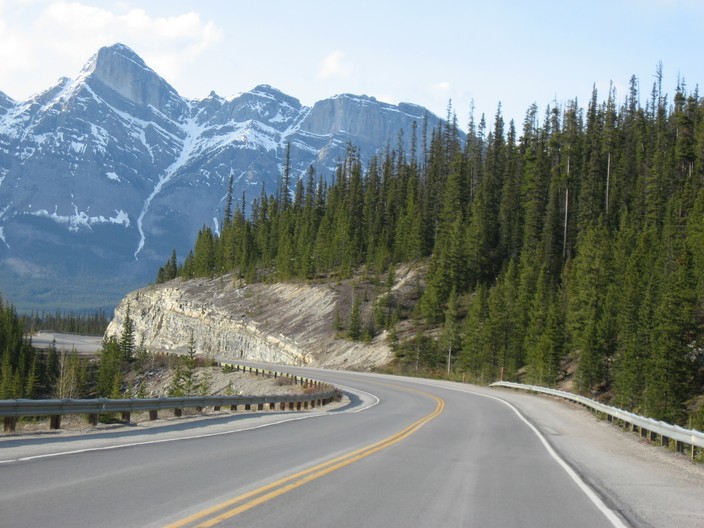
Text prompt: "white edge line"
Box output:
[[403, 379, 629, 528], [334, 383, 381, 413], [0, 385, 380, 465]]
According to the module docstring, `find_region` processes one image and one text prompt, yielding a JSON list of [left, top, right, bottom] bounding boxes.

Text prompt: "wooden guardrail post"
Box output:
[[0, 377, 337, 435], [4, 417, 16, 432]]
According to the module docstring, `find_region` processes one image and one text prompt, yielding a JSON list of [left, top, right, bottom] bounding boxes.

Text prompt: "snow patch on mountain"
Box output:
[[134, 114, 202, 259], [30, 205, 130, 232]]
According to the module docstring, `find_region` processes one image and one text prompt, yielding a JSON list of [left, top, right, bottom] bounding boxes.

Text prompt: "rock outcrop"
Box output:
[[105, 275, 394, 370]]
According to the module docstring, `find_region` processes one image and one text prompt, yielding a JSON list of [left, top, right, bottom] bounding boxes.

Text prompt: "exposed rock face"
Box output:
[[106, 275, 393, 370], [88, 44, 187, 117]]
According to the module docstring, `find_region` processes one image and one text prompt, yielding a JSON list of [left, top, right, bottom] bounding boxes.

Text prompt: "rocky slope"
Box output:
[[104, 270, 421, 369]]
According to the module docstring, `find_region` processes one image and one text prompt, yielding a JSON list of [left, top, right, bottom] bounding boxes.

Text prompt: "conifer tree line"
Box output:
[[20, 309, 110, 336], [0, 296, 139, 400], [0, 294, 40, 399], [159, 69, 704, 426], [0, 294, 90, 400]]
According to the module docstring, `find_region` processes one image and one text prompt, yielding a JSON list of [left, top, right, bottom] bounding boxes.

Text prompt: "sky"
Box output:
[[1, 0, 703, 129]]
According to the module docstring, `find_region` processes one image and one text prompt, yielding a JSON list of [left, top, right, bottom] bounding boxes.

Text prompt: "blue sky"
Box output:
[[1, 0, 702, 128]]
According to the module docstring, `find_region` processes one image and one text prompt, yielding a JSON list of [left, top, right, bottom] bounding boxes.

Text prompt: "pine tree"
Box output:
[[97, 336, 122, 397], [223, 172, 234, 226], [440, 287, 460, 375], [459, 285, 490, 382], [566, 224, 614, 395], [348, 294, 362, 341], [169, 333, 204, 397], [120, 303, 135, 361], [643, 199, 697, 424]]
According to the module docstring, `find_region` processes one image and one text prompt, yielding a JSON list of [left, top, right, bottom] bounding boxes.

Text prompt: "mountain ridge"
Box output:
[[0, 43, 448, 311]]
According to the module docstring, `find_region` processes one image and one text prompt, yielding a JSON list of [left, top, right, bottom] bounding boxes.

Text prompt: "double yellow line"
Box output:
[[167, 388, 444, 527]]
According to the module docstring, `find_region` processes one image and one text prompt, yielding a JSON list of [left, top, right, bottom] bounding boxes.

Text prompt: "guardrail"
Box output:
[[491, 381, 704, 462], [214, 363, 320, 387], [1, 364, 338, 433]]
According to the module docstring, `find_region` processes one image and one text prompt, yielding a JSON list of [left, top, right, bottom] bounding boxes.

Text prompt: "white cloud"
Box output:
[[431, 81, 451, 94], [0, 1, 223, 99], [318, 51, 352, 79]]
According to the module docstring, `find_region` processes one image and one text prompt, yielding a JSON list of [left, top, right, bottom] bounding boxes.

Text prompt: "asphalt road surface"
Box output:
[[31, 332, 103, 354], [1, 366, 702, 528]]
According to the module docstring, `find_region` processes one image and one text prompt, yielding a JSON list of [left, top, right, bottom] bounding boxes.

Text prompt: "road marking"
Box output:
[[166, 388, 444, 528]]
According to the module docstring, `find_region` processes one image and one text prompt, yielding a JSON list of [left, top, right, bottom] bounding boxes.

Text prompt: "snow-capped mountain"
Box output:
[[0, 43, 444, 310]]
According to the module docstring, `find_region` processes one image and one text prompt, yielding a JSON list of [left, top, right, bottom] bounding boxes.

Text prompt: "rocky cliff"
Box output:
[[105, 274, 398, 370]]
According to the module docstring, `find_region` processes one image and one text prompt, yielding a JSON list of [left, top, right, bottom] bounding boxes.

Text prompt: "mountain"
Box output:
[[0, 43, 446, 311]]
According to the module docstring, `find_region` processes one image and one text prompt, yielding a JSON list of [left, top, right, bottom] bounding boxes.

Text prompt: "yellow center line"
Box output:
[[165, 385, 444, 528]]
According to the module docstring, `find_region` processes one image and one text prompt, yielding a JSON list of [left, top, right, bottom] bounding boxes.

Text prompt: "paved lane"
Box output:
[[30, 332, 103, 354], [0, 367, 633, 528]]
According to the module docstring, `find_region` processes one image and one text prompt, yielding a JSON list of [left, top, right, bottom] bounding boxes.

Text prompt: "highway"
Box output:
[[1, 366, 702, 527]]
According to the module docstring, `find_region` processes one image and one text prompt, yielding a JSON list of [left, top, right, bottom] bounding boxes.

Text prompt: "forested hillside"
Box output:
[[160, 70, 704, 427]]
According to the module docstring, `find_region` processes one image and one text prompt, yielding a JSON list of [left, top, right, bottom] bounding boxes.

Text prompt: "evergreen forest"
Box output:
[[20, 309, 110, 336], [0, 295, 93, 400], [160, 70, 704, 428], [0, 297, 157, 401]]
